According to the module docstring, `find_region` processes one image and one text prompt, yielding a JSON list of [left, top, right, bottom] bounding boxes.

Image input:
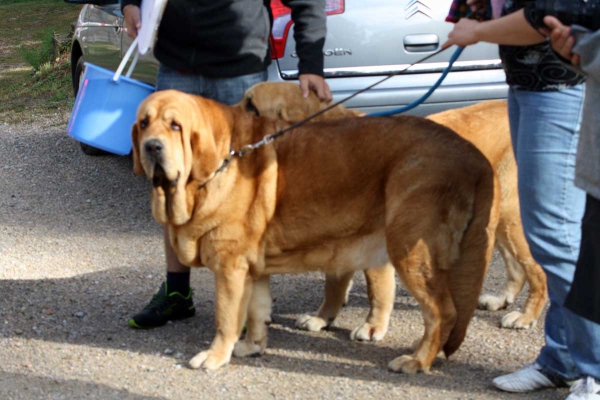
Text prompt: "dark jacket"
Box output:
[[120, 0, 326, 78]]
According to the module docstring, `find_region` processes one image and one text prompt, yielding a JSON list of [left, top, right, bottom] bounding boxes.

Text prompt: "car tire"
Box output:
[[73, 56, 110, 157]]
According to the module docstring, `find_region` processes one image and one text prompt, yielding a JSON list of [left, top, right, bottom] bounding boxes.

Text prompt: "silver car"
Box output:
[[66, 0, 507, 155]]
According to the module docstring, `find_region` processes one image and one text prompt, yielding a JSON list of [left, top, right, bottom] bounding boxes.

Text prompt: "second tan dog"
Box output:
[[241, 82, 548, 340]]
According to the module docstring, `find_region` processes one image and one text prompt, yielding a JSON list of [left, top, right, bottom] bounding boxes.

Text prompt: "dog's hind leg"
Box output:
[[234, 275, 272, 357], [478, 159, 548, 329], [479, 243, 526, 311], [350, 265, 395, 342], [296, 271, 354, 332], [485, 216, 547, 330], [388, 242, 456, 374]]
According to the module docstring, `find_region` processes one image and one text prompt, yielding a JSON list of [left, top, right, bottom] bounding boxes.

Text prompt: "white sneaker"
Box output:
[[566, 377, 600, 400], [493, 363, 558, 393]]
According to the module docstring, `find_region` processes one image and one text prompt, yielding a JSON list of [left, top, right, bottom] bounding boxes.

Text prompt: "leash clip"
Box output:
[[262, 134, 274, 146], [237, 144, 256, 157], [236, 134, 274, 158]]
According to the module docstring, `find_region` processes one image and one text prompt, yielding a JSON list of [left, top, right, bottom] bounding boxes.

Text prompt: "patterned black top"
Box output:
[[498, 0, 585, 91]]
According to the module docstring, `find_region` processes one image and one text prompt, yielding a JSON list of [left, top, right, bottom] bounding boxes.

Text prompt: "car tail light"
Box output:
[[270, 0, 345, 59]]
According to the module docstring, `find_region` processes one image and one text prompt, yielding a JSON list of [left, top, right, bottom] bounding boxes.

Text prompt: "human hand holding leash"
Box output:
[[444, 18, 481, 48]]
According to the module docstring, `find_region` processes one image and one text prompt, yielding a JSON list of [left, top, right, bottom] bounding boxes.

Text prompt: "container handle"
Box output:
[[125, 51, 140, 78], [113, 37, 139, 82]]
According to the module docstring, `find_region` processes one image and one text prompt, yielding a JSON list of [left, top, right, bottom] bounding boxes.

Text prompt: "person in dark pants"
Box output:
[[121, 0, 331, 329], [545, 15, 600, 399], [546, 15, 600, 326]]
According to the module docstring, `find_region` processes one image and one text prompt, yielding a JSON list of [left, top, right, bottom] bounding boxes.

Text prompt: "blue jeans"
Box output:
[[509, 85, 600, 381], [156, 64, 268, 105]]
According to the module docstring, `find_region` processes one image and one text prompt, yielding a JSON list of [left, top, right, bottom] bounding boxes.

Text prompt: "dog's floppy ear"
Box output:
[[278, 89, 323, 122], [278, 104, 310, 122], [243, 93, 261, 116], [189, 127, 220, 183], [131, 123, 144, 176]]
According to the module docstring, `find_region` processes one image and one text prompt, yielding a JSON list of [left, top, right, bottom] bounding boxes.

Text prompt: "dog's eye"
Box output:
[[171, 121, 181, 131], [140, 117, 149, 129]]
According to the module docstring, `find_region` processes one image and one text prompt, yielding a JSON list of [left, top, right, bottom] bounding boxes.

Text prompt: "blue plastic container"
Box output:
[[67, 63, 155, 155]]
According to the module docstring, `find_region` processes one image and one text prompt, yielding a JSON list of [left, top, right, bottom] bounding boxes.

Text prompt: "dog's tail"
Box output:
[[443, 171, 499, 358]]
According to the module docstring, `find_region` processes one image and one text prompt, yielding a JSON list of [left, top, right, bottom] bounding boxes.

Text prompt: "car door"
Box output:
[[83, 2, 123, 72], [271, 0, 507, 115]]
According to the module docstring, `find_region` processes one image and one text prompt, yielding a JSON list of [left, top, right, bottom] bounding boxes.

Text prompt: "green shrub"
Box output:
[[34, 61, 53, 80], [20, 28, 55, 71]]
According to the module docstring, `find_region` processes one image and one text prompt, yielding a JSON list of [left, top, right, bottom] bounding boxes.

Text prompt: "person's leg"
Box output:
[[494, 85, 586, 391], [564, 194, 600, 385], [160, 69, 267, 277], [155, 64, 211, 281], [129, 65, 209, 328], [566, 194, 600, 325]]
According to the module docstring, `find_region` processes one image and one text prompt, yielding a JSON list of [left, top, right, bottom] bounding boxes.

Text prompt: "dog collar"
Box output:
[[196, 152, 234, 190]]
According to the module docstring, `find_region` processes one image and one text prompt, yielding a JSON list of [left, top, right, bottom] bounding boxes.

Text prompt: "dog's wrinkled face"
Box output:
[[133, 90, 192, 184], [132, 90, 221, 225]]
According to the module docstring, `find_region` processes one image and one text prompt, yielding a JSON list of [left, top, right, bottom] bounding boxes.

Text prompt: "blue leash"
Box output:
[[367, 46, 465, 117], [365, 2, 493, 118]]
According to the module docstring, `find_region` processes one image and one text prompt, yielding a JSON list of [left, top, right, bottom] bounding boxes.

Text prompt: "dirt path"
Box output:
[[0, 115, 564, 400]]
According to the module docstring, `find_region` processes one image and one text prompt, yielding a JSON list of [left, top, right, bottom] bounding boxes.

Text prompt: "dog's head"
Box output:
[[132, 90, 229, 225], [239, 82, 364, 123]]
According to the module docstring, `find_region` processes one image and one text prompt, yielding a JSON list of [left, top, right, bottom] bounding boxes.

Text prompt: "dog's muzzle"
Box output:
[[142, 139, 179, 188], [144, 139, 163, 161]]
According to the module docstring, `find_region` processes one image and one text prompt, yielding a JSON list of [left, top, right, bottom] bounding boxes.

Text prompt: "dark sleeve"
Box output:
[[281, 0, 326, 77], [120, 0, 141, 13], [523, 4, 576, 66], [523, 4, 544, 30]]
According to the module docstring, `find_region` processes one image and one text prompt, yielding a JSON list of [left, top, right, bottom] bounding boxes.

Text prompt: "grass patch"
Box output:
[[20, 28, 56, 71], [1, 0, 64, 4], [0, 0, 82, 122]]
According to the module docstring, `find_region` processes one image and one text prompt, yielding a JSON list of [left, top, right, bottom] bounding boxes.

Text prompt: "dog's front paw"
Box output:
[[295, 314, 328, 332], [350, 322, 387, 342], [388, 355, 429, 374], [189, 350, 231, 370], [501, 311, 537, 330], [233, 340, 266, 358], [478, 293, 509, 311]]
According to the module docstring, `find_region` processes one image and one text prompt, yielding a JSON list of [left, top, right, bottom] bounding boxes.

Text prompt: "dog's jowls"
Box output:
[[241, 82, 548, 341], [132, 89, 500, 373]]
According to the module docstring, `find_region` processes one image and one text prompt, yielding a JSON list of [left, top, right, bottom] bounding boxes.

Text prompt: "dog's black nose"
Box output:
[[144, 139, 163, 155]]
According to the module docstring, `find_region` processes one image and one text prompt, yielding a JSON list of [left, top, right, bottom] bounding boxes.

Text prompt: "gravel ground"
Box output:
[[0, 114, 566, 400]]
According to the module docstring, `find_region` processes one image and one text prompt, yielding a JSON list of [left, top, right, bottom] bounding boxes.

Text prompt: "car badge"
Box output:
[[405, 0, 434, 19]]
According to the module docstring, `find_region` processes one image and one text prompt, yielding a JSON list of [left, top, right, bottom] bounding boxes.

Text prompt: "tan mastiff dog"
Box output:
[[241, 82, 547, 341], [132, 89, 500, 373]]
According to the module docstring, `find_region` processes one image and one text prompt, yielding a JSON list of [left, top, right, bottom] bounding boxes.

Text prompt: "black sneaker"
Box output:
[[128, 282, 195, 329]]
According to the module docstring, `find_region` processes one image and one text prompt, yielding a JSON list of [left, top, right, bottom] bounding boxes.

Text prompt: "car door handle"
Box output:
[[404, 34, 439, 52]]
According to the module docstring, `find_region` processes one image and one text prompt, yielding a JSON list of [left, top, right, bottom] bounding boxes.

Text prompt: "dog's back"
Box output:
[[263, 115, 500, 372]]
